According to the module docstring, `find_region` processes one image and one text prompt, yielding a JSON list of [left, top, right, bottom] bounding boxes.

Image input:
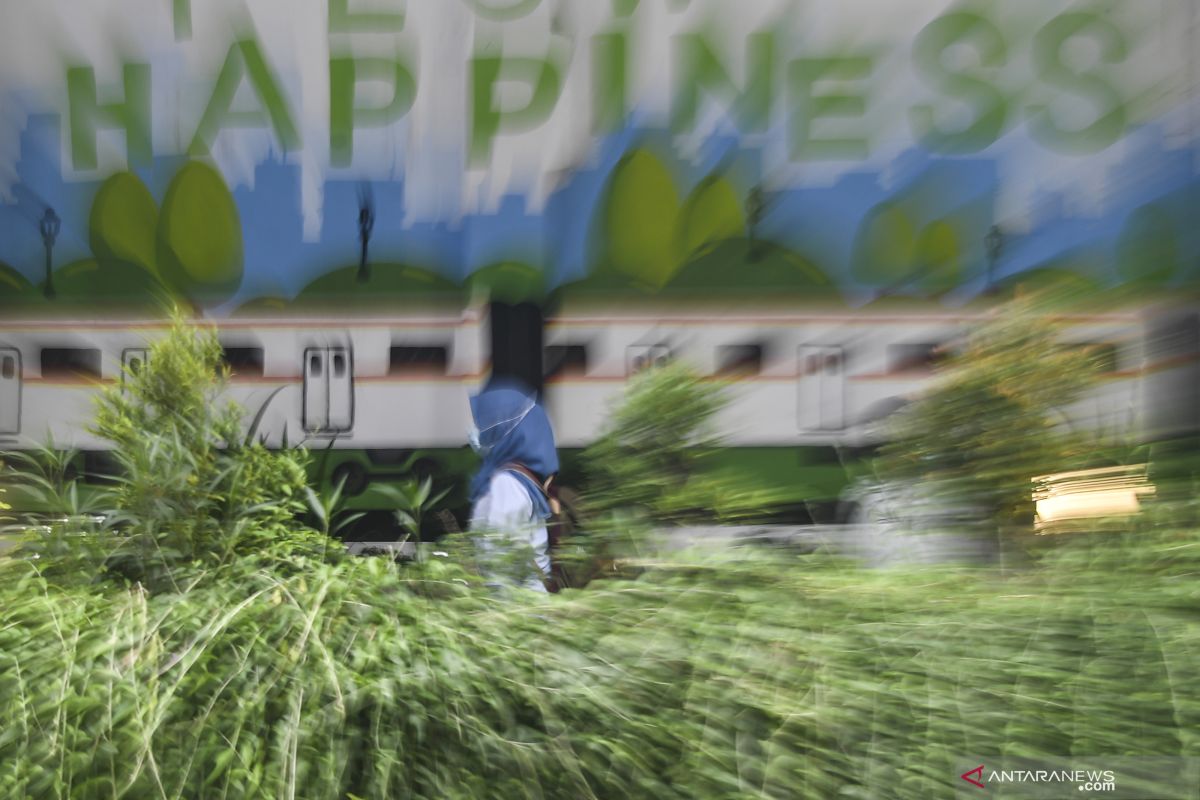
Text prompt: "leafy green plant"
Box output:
[[1, 524, 1197, 799], [583, 359, 773, 526], [0, 459, 11, 527], [378, 476, 450, 540], [303, 474, 365, 539], [1, 440, 103, 520], [879, 297, 1103, 530], [0, 443, 117, 573], [89, 310, 322, 587], [583, 359, 723, 523]]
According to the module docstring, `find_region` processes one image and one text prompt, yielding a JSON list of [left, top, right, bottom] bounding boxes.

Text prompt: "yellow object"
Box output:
[[1032, 465, 1155, 530]]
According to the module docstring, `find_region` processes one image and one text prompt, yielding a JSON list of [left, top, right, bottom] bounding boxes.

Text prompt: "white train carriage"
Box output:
[[0, 295, 1174, 521], [0, 307, 487, 453], [542, 301, 1146, 448]]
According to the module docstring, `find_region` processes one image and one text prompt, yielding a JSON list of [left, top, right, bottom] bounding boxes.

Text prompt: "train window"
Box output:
[[1146, 313, 1199, 360], [803, 350, 843, 375], [717, 344, 763, 376], [887, 343, 944, 373], [40, 348, 101, 380], [221, 346, 264, 378], [544, 344, 589, 380], [82, 450, 122, 484], [389, 345, 449, 375], [1, 355, 13, 380], [309, 352, 323, 378]]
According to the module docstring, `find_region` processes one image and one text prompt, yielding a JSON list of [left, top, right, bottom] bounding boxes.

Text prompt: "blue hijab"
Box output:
[[468, 378, 559, 520]]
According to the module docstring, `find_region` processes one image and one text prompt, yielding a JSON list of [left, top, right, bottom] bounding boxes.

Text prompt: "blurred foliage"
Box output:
[[583, 360, 724, 525], [663, 239, 835, 297], [880, 297, 1104, 528], [4, 441, 87, 515], [0, 261, 32, 299], [377, 476, 450, 540], [0, 524, 1196, 798], [582, 361, 793, 526], [85, 310, 327, 588]]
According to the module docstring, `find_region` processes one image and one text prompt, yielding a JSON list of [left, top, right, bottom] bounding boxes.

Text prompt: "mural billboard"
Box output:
[[0, 0, 1196, 312]]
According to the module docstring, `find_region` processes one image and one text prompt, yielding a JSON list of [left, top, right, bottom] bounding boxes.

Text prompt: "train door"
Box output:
[[799, 346, 845, 431], [303, 347, 355, 434], [0, 347, 19, 435], [1144, 312, 1199, 441], [489, 302, 544, 397], [627, 345, 670, 374], [1142, 312, 1199, 503]]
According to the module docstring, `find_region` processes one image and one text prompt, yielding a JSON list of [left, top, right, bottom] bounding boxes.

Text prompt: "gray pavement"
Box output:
[[657, 524, 1000, 566]]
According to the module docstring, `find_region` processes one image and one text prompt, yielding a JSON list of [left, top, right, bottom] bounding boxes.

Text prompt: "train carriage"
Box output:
[[2, 280, 1187, 533]]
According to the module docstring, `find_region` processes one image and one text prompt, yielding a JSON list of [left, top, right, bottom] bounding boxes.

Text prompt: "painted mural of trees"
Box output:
[[1116, 203, 1179, 286], [89, 171, 160, 277], [853, 202, 966, 295], [852, 202, 917, 286], [157, 162, 244, 305], [580, 146, 838, 297], [602, 148, 681, 288], [599, 149, 764, 290], [913, 219, 962, 293], [80, 161, 244, 308], [677, 174, 744, 261], [0, 263, 33, 308]]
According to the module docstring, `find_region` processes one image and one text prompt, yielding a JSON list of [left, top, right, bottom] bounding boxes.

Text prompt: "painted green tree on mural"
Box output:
[[83, 161, 244, 307], [1117, 203, 1179, 286], [602, 148, 681, 288], [89, 171, 159, 277], [853, 202, 916, 286], [913, 219, 963, 294], [677, 174, 744, 261], [0, 263, 32, 307], [157, 162, 244, 305], [853, 202, 964, 294], [601, 149, 756, 289]]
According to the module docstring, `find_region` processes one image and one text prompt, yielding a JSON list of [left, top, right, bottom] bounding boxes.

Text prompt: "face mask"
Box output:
[[467, 424, 489, 456], [468, 400, 534, 457]]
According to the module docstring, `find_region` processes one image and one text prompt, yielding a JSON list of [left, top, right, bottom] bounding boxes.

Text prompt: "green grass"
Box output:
[[0, 526, 1197, 799]]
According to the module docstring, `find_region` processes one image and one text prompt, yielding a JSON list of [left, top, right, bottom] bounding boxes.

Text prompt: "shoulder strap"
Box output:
[[500, 462, 550, 496], [500, 462, 561, 515]]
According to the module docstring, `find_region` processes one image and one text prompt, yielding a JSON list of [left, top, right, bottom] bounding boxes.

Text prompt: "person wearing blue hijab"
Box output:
[[467, 378, 560, 590]]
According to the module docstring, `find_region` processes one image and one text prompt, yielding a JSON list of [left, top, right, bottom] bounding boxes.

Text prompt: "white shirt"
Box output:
[[469, 471, 551, 588]]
